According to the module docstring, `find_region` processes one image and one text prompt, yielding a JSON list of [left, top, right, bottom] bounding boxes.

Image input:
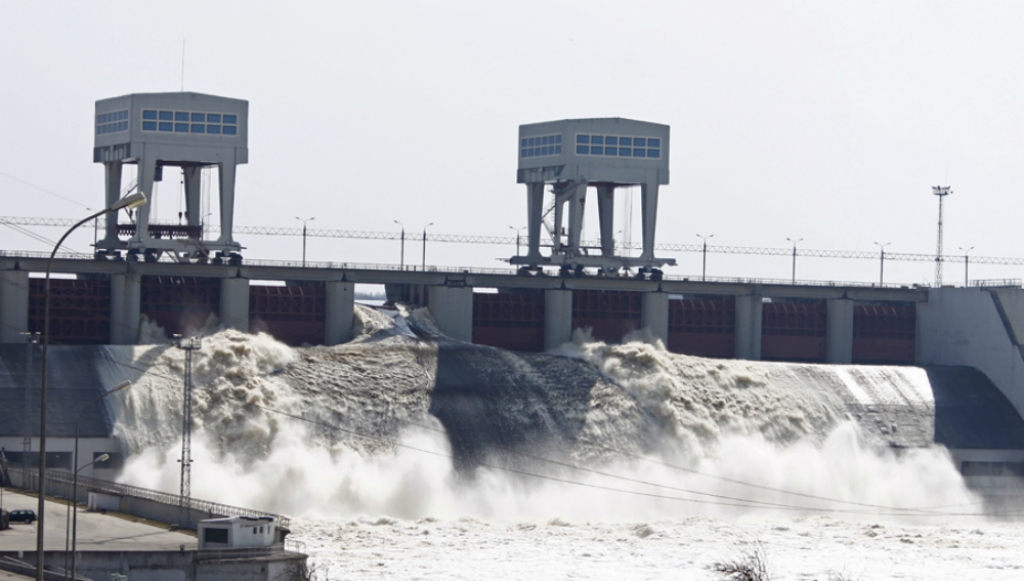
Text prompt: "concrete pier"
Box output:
[[0, 269, 29, 343], [826, 298, 854, 364], [220, 276, 250, 332], [428, 285, 473, 341], [641, 291, 670, 346], [110, 273, 141, 344], [325, 281, 355, 345], [544, 289, 573, 350], [735, 294, 763, 360]]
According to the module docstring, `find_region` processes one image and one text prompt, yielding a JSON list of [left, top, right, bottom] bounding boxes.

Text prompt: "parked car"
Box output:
[[9, 509, 35, 524]]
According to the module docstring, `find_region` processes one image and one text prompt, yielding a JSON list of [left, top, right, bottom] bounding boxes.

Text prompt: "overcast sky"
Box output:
[[2, 1, 1023, 285]]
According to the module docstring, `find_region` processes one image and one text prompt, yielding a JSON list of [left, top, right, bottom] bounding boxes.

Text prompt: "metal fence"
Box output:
[[969, 278, 1022, 289], [7, 464, 289, 528]]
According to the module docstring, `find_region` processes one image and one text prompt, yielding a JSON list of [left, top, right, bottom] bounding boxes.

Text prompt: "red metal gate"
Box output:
[[667, 297, 735, 358], [249, 284, 326, 346], [472, 292, 545, 352], [28, 278, 111, 344], [572, 290, 642, 344], [761, 301, 827, 362], [852, 303, 916, 364]]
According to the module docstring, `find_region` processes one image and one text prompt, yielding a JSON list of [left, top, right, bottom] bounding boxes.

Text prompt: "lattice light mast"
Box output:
[[933, 185, 952, 286], [175, 335, 202, 529]]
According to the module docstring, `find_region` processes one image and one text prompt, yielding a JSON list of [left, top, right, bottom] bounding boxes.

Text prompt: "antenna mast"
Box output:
[[933, 185, 952, 286]]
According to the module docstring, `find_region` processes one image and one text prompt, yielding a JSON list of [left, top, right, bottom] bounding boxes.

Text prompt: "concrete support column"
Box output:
[[135, 153, 156, 244], [641, 292, 670, 346], [826, 298, 855, 364], [183, 166, 202, 227], [110, 273, 141, 345], [0, 270, 29, 343], [427, 285, 473, 342], [217, 158, 238, 246], [596, 184, 615, 257], [734, 294, 763, 360], [220, 276, 250, 332], [102, 162, 123, 244], [544, 289, 573, 350], [526, 182, 545, 262], [640, 182, 659, 261], [325, 281, 355, 346]]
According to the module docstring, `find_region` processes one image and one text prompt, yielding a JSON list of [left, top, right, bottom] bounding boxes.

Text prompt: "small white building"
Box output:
[[198, 515, 277, 549]]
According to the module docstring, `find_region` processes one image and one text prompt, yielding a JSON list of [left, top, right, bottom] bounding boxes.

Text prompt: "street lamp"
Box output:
[[295, 217, 314, 267], [874, 242, 891, 285], [509, 226, 526, 256], [421, 222, 434, 269], [959, 246, 974, 287], [394, 220, 405, 269], [36, 191, 145, 581], [696, 234, 714, 281], [786, 238, 803, 284], [67, 380, 131, 581]]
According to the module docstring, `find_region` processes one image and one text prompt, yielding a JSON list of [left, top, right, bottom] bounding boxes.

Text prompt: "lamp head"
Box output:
[[95, 453, 110, 463], [110, 192, 147, 212]]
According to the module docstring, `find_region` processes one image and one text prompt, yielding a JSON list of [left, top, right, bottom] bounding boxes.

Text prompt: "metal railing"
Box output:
[[969, 278, 1022, 289], [7, 464, 289, 528]]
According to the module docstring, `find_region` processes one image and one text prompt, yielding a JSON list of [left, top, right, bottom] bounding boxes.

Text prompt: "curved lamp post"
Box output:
[[874, 242, 891, 285], [67, 380, 132, 581], [696, 234, 713, 281], [959, 246, 974, 287], [295, 217, 314, 267], [63, 452, 109, 579], [394, 220, 405, 269], [36, 191, 145, 581], [421, 222, 434, 269], [786, 237, 803, 284]]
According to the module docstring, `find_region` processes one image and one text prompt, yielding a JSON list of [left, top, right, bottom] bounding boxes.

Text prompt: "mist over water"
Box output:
[[102, 306, 978, 524]]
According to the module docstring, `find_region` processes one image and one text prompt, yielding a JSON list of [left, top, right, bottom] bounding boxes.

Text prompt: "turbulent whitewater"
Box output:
[[88, 305, 1016, 579]]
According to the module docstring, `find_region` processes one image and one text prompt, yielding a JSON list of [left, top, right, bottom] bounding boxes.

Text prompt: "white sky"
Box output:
[[2, 1, 1024, 285]]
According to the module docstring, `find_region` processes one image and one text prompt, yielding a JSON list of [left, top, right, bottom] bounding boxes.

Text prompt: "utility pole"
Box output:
[[786, 238, 802, 284], [394, 220, 405, 269], [175, 335, 202, 529], [422, 222, 434, 269], [697, 234, 713, 281], [295, 217, 314, 267], [959, 246, 974, 287], [933, 185, 952, 286], [510, 226, 526, 256], [874, 242, 890, 285]]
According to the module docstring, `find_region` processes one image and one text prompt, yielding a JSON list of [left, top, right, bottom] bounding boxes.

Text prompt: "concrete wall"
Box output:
[[826, 298, 854, 364], [734, 294, 763, 360], [917, 287, 1024, 419], [110, 273, 141, 344], [220, 277, 250, 332], [325, 281, 354, 345], [427, 285, 473, 341], [641, 292, 669, 346], [0, 269, 29, 343], [544, 289, 573, 350]]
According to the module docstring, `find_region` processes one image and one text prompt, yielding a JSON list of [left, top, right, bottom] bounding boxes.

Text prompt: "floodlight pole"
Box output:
[[959, 246, 974, 287], [295, 217, 314, 267], [874, 242, 891, 285], [933, 185, 952, 286], [422, 223, 434, 269], [36, 192, 145, 581], [697, 234, 713, 281], [786, 238, 803, 284], [394, 220, 405, 269]]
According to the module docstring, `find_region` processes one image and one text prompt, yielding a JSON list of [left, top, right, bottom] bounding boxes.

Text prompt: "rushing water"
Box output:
[[90, 305, 1019, 580]]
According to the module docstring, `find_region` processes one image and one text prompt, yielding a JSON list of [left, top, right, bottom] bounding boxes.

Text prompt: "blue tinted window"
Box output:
[[191, 113, 205, 122], [175, 123, 188, 132], [647, 149, 660, 158], [119, 121, 128, 131], [97, 114, 105, 124], [224, 114, 237, 124], [620, 137, 632, 146], [143, 110, 157, 120], [175, 112, 189, 121], [542, 136, 550, 145], [591, 146, 603, 155], [159, 111, 173, 121], [592, 136, 604, 145], [648, 138, 660, 148], [633, 148, 645, 157], [554, 145, 562, 154], [521, 139, 528, 147], [605, 136, 618, 145], [223, 125, 237, 135], [576, 145, 589, 154], [619, 148, 631, 156], [120, 110, 128, 120], [159, 122, 173, 132], [634, 138, 646, 147], [576, 135, 589, 144], [521, 149, 528, 157], [143, 121, 157, 131], [191, 124, 205, 133], [207, 124, 221, 134], [555, 134, 562, 143], [605, 147, 617, 156], [207, 114, 221, 123]]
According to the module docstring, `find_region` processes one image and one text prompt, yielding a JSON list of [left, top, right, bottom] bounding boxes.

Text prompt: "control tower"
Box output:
[[511, 118, 675, 278], [93, 92, 248, 263]]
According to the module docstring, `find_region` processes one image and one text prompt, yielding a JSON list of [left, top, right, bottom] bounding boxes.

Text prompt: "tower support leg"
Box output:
[[597, 184, 615, 257], [640, 182, 659, 262]]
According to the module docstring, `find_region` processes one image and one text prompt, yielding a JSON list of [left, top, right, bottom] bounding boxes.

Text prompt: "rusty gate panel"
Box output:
[[140, 276, 220, 337], [761, 302, 827, 362], [28, 278, 111, 345], [852, 303, 916, 364], [667, 298, 735, 358], [249, 284, 326, 346], [472, 292, 545, 352], [572, 290, 642, 344]]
